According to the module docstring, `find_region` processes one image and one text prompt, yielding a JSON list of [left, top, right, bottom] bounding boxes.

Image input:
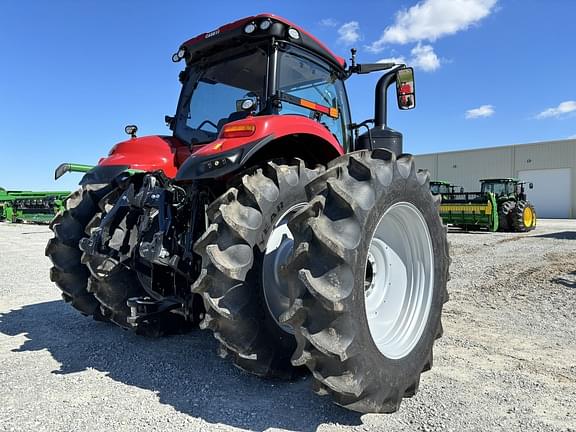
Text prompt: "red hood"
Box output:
[[99, 135, 190, 178]]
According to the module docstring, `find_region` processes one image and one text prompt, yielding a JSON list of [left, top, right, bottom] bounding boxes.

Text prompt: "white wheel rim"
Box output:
[[364, 201, 434, 359], [262, 203, 306, 334]]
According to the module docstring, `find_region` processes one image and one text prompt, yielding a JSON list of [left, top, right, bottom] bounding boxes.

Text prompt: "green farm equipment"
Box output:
[[0, 188, 70, 224], [440, 178, 536, 232], [439, 189, 499, 231], [0, 165, 93, 224]]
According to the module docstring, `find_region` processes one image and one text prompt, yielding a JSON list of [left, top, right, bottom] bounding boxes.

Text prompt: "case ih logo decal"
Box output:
[[205, 30, 220, 39]]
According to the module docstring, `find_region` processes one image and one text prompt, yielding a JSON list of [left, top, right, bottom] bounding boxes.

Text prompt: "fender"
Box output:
[[175, 115, 344, 181]]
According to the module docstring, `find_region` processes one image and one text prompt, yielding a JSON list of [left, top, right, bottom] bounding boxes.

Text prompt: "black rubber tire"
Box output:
[[529, 204, 537, 231], [281, 150, 450, 413], [46, 185, 112, 319], [192, 159, 323, 378], [498, 200, 515, 231], [511, 200, 536, 232], [88, 267, 144, 330]]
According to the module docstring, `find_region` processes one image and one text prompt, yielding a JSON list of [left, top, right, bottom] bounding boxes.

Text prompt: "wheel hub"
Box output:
[[364, 202, 434, 359], [523, 207, 533, 227], [364, 251, 376, 296]]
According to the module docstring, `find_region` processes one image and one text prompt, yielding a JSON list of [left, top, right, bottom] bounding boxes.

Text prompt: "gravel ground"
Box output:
[[0, 220, 575, 432]]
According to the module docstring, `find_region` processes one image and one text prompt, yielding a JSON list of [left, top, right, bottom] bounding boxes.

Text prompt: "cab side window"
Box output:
[[277, 48, 351, 150]]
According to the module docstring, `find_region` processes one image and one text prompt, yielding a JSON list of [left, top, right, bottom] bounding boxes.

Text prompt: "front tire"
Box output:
[[192, 160, 322, 378], [282, 151, 449, 413]]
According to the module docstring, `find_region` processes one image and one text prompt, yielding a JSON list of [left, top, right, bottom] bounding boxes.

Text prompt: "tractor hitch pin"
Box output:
[[127, 297, 180, 327]]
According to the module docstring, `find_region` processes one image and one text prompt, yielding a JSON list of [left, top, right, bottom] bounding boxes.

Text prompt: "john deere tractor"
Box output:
[[480, 178, 536, 231], [46, 14, 449, 413], [439, 178, 536, 232]]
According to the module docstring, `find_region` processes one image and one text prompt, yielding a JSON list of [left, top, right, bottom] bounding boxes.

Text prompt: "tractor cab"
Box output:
[[430, 181, 456, 195], [169, 14, 414, 161], [480, 178, 532, 201], [170, 15, 352, 149]]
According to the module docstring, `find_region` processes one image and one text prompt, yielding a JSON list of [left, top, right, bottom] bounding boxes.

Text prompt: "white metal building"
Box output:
[[415, 139, 576, 218]]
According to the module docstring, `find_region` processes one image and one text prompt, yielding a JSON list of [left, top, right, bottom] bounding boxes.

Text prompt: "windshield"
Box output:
[[175, 47, 268, 144], [481, 182, 514, 195], [431, 184, 451, 194]]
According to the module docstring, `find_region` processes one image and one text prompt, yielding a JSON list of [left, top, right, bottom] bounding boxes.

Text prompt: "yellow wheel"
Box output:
[[523, 206, 534, 228]]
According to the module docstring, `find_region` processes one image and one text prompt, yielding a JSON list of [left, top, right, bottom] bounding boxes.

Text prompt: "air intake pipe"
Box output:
[[355, 65, 404, 156]]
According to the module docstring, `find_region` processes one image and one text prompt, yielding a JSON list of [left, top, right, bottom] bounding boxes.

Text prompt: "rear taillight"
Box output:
[[221, 123, 256, 138]]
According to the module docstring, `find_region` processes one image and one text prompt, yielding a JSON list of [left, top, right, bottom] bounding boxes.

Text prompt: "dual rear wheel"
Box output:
[[194, 151, 449, 413]]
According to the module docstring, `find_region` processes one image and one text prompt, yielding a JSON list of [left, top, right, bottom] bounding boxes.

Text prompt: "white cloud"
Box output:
[[319, 18, 338, 27], [368, 0, 497, 52], [536, 101, 576, 119], [377, 56, 407, 65], [568, 134, 576, 139], [410, 43, 440, 71], [337, 21, 361, 45], [377, 43, 440, 72], [466, 105, 495, 119]]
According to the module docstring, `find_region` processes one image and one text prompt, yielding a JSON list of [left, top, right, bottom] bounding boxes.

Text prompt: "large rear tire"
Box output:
[[46, 185, 111, 319], [281, 151, 449, 413], [192, 160, 322, 378], [511, 200, 536, 232]]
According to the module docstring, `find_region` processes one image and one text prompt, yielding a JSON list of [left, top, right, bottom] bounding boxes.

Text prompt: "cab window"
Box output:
[[277, 47, 351, 150]]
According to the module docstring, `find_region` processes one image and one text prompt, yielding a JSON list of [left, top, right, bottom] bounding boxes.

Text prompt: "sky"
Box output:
[[1, 0, 575, 190]]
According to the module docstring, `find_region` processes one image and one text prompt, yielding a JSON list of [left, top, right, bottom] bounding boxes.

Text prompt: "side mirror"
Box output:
[[396, 67, 416, 110], [529, 182, 534, 189]]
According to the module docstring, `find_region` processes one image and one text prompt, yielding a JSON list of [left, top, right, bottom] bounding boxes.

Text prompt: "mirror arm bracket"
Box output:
[[374, 64, 405, 129]]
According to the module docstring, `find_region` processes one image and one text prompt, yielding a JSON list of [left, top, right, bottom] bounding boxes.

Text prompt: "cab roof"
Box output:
[[480, 178, 518, 182], [179, 14, 346, 71]]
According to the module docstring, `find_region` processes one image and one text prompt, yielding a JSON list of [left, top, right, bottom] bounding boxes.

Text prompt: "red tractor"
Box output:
[[47, 14, 449, 413]]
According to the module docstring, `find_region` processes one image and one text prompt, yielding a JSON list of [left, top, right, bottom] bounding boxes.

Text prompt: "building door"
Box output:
[[518, 168, 571, 218]]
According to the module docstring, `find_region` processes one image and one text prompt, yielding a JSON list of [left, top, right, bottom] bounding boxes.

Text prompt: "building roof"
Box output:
[[417, 138, 576, 158]]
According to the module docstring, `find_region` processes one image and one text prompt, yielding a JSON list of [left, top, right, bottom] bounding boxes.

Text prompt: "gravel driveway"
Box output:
[[0, 220, 575, 432]]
